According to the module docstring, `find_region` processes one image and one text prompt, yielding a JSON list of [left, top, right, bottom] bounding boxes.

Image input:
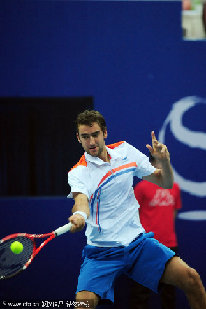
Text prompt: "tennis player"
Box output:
[[68, 110, 206, 309]]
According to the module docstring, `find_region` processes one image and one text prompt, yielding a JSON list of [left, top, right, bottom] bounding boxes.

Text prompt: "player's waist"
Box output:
[[83, 232, 154, 257], [86, 226, 145, 247]]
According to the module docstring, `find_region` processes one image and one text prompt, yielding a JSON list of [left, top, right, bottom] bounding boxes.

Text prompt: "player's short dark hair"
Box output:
[[76, 110, 107, 133]]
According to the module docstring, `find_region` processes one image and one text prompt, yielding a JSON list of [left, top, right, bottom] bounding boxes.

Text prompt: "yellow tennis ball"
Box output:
[[10, 241, 24, 254]]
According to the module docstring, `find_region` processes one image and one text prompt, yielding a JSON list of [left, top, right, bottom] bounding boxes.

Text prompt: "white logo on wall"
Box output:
[[158, 96, 206, 220]]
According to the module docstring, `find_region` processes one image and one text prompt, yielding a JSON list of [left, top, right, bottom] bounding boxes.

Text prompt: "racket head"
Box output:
[[0, 223, 70, 280], [0, 234, 35, 279]]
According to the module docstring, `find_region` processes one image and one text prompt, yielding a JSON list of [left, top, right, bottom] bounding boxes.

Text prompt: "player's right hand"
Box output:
[[68, 214, 86, 233]]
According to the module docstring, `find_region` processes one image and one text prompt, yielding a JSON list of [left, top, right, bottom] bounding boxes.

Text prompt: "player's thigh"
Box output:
[[76, 290, 100, 309], [160, 256, 196, 290]]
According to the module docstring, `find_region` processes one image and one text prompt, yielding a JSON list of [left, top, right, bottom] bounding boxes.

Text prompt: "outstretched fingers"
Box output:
[[146, 131, 169, 161], [146, 131, 158, 156]]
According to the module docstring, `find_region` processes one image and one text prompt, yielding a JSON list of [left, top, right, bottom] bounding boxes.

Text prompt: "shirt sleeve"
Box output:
[[136, 155, 156, 178], [126, 143, 155, 178], [67, 168, 90, 199]]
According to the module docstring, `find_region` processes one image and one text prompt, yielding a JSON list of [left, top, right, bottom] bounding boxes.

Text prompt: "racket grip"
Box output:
[[55, 222, 72, 236]]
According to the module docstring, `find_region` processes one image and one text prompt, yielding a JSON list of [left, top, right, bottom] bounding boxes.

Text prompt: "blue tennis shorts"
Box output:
[[76, 232, 175, 302]]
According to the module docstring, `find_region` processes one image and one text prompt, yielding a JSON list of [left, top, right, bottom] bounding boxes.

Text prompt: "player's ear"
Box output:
[[76, 133, 81, 143], [103, 129, 108, 139]]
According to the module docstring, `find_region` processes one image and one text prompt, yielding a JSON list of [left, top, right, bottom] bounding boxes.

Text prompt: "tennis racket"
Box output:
[[0, 222, 72, 280]]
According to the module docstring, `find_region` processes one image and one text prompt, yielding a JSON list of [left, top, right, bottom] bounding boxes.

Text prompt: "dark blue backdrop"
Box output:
[[0, 1, 206, 309]]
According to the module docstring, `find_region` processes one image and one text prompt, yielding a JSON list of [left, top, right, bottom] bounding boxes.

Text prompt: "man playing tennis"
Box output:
[[68, 110, 206, 309]]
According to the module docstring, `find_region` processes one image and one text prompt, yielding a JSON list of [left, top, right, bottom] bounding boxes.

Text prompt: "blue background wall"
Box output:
[[0, 1, 206, 308]]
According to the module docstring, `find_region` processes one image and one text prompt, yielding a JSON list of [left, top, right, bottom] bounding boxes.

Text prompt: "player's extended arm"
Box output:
[[68, 193, 90, 233], [143, 131, 174, 189]]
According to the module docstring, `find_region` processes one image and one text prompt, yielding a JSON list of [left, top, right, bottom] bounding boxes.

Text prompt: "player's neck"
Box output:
[[99, 147, 110, 163]]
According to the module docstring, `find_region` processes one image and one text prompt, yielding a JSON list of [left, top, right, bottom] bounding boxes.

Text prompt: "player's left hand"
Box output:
[[146, 131, 170, 162]]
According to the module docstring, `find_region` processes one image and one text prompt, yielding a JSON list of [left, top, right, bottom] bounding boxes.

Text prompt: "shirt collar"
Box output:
[[106, 146, 122, 160], [84, 146, 122, 165]]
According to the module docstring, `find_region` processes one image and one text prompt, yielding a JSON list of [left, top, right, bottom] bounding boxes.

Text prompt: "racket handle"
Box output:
[[55, 222, 72, 236]]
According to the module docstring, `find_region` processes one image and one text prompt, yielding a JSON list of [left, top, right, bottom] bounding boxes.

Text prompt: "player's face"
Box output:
[[77, 122, 107, 158]]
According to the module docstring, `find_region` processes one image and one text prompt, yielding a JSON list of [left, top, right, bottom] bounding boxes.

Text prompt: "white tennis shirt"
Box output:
[[68, 141, 155, 247]]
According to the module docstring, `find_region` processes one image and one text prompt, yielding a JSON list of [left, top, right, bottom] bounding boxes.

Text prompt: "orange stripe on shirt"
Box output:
[[69, 154, 87, 172], [112, 162, 137, 174], [107, 141, 125, 149], [98, 170, 113, 187], [98, 162, 137, 187]]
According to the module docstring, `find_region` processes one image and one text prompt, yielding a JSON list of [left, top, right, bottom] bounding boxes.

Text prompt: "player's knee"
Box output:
[[76, 291, 99, 309], [183, 267, 201, 293]]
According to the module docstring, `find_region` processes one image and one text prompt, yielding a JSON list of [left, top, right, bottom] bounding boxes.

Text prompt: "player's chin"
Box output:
[[89, 147, 99, 156]]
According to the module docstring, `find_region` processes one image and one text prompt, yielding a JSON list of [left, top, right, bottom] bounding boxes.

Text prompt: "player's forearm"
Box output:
[[69, 193, 90, 233], [157, 159, 174, 189], [72, 193, 90, 218]]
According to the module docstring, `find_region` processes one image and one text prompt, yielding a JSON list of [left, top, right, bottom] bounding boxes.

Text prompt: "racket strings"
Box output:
[[0, 236, 34, 279]]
